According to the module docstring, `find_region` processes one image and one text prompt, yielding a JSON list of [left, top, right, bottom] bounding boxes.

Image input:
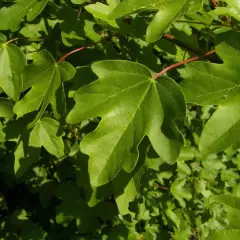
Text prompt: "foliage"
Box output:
[[1, 0, 240, 239]]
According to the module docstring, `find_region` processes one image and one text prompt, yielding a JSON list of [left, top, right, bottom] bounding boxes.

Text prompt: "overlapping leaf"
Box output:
[[109, 0, 203, 42], [0, 98, 14, 118], [207, 194, 240, 240], [14, 132, 41, 177], [13, 50, 75, 127], [85, 0, 120, 28], [14, 118, 64, 177], [0, 42, 26, 101], [29, 118, 64, 158], [67, 60, 186, 186], [0, 0, 49, 31], [180, 31, 240, 153], [207, 230, 240, 240], [210, 0, 240, 21]]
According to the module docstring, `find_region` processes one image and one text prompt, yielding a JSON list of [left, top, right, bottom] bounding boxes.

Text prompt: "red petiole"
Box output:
[[153, 49, 216, 80]]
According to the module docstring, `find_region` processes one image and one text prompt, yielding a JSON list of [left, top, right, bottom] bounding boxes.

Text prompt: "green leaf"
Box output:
[[29, 118, 64, 158], [180, 32, 240, 154], [55, 182, 99, 232], [146, 1, 190, 43], [0, 98, 14, 118], [171, 179, 192, 208], [0, 43, 26, 101], [85, 2, 119, 28], [226, 208, 240, 229], [207, 230, 240, 240], [26, 0, 49, 22], [14, 131, 41, 177], [67, 60, 185, 186], [156, 77, 186, 162], [58, 61, 77, 82], [181, 32, 240, 106], [113, 147, 146, 215], [59, 8, 100, 47], [209, 0, 240, 21], [0, 33, 7, 43], [210, 194, 240, 210], [109, 0, 202, 42], [199, 99, 240, 153], [0, 122, 5, 142], [0, 0, 49, 31], [13, 50, 75, 128]]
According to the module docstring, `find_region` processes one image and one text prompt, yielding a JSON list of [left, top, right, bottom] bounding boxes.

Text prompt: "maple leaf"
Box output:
[[181, 31, 240, 153], [13, 50, 75, 128], [0, 42, 26, 101], [67, 60, 186, 186]]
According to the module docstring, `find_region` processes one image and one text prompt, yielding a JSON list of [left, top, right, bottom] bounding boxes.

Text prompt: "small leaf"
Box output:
[[146, 1, 188, 43], [58, 61, 76, 82], [85, 2, 119, 28], [0, 43, 26, 100], [113, 146, 146, 215], [14, 130, 41, 177], [0, 98, 14, 118], [29, 118, 64, 158], [13, 50, 75, 128], [171, 179, 192, 208]]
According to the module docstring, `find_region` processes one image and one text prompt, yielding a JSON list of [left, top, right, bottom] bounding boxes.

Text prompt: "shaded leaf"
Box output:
[[0, 43, 26, 101], [13, 50, 75, 128], [0, 98, 14, 118], [109, 0, 203, 42], [29, 118, 64, 158], [171, 179, 192, 208], [14, 130, 41, 177]]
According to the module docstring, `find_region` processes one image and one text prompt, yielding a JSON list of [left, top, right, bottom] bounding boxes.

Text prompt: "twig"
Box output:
[[5, 38, 19, 44], [57, 40, 101, 64], [153, 49, 216, 80], [176, 20, 232, 28], [163, 33, 204, 55], [158, 185, 169, 190], [211, 0, 218, 7], [5, 37, 43, 45]]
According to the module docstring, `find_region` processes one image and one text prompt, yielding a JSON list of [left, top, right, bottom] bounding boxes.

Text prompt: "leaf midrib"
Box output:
[[91, 81, 154, 185], [79, 77, 150, 121], [39, 120, 60, 155]]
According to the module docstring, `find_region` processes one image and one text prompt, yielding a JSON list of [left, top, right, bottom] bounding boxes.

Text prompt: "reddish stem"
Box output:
[[153, 49, 216, 80], [158, 185, 169, 190], [57, 40, 101, 64], [211, 0, 218, 7]]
